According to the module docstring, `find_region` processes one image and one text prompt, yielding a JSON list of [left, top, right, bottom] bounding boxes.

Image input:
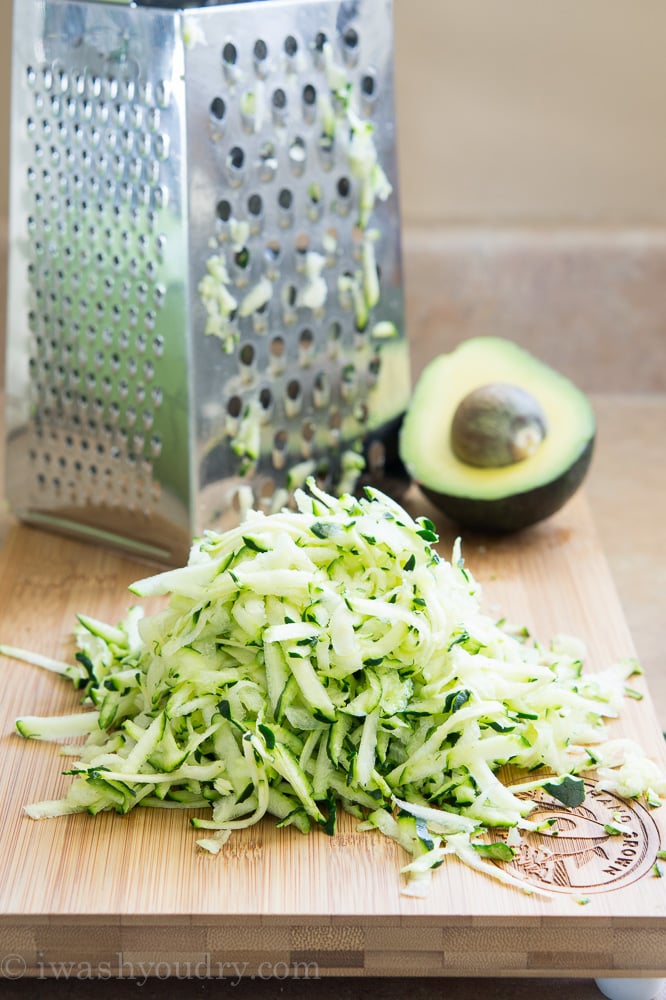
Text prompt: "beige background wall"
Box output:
[[1, 0, 666, 227], [393, 0, 666, 227], [0, 3, 9, 218]]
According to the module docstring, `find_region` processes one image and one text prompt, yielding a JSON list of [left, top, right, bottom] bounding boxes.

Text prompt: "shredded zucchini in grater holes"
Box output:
[[2, 480, 664, 897]]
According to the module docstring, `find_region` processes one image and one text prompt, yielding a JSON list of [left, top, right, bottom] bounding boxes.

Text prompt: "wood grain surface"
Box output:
[[0, 489, 664, 980]]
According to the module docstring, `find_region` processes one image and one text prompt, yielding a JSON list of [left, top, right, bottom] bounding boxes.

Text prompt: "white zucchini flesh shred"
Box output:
[[2, 479, 665, 897]]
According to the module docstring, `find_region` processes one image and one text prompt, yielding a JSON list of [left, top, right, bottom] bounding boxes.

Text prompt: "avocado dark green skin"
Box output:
[[419, 437, 595, 534]]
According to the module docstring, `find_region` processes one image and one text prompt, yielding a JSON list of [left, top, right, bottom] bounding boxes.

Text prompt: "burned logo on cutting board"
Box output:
[[489, 779, 661, 893]]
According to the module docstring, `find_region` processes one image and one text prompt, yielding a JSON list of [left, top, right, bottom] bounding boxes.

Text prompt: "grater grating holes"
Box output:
[[253, 38, 268, 62], [222, 41, 238, 66], [328, 409, 342, 443], [272, 429, 288, 470], [22, 60, 176, 514], [216, 199, 232, 223], [288, 137, 307, 175], [269, 335, 286, 376], [312, 371, 330, 409], [259, 387, 274, 422], [247, 192, 263, 216], [210, 96, 226, 121], [258, 140, 278, 182]]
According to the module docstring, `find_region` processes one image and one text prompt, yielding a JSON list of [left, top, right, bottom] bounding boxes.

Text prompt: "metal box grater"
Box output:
[[5, 0, 410, 564]]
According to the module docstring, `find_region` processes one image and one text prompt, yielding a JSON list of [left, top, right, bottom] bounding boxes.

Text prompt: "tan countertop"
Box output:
[[585, 393, 666, 731]]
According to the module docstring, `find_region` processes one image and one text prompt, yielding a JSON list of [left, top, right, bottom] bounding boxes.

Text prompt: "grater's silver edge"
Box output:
[[19, 510, 176, 562]]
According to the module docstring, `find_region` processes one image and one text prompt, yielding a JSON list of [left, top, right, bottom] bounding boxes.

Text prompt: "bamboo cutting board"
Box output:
[[0, 490, 664, 981]]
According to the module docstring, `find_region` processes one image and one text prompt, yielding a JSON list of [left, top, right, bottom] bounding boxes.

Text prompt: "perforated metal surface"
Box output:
[[5, 0, 409, 562]]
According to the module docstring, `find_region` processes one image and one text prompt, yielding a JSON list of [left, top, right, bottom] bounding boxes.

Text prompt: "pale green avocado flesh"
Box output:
[[399, 337, 596, 533]]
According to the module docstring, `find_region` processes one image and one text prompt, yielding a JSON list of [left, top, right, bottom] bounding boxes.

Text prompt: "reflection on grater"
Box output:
[[5, 0, 410, 564]]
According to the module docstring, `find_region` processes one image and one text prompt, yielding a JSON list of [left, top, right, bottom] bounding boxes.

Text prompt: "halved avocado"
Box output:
[[399, 337, 596, 533]]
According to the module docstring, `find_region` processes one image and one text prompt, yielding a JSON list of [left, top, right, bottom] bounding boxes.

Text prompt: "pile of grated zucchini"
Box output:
[[3, 480, 664, 896]]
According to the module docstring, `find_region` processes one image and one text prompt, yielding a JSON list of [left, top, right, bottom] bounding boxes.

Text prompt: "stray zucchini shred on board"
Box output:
[[2, 480, 664, 897]]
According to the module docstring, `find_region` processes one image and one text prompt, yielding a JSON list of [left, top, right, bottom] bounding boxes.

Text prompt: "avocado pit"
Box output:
[[450, 383, 548, 469]]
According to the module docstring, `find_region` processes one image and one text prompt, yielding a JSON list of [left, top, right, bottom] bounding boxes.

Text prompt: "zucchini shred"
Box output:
[[3, 479, 664, 897]]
